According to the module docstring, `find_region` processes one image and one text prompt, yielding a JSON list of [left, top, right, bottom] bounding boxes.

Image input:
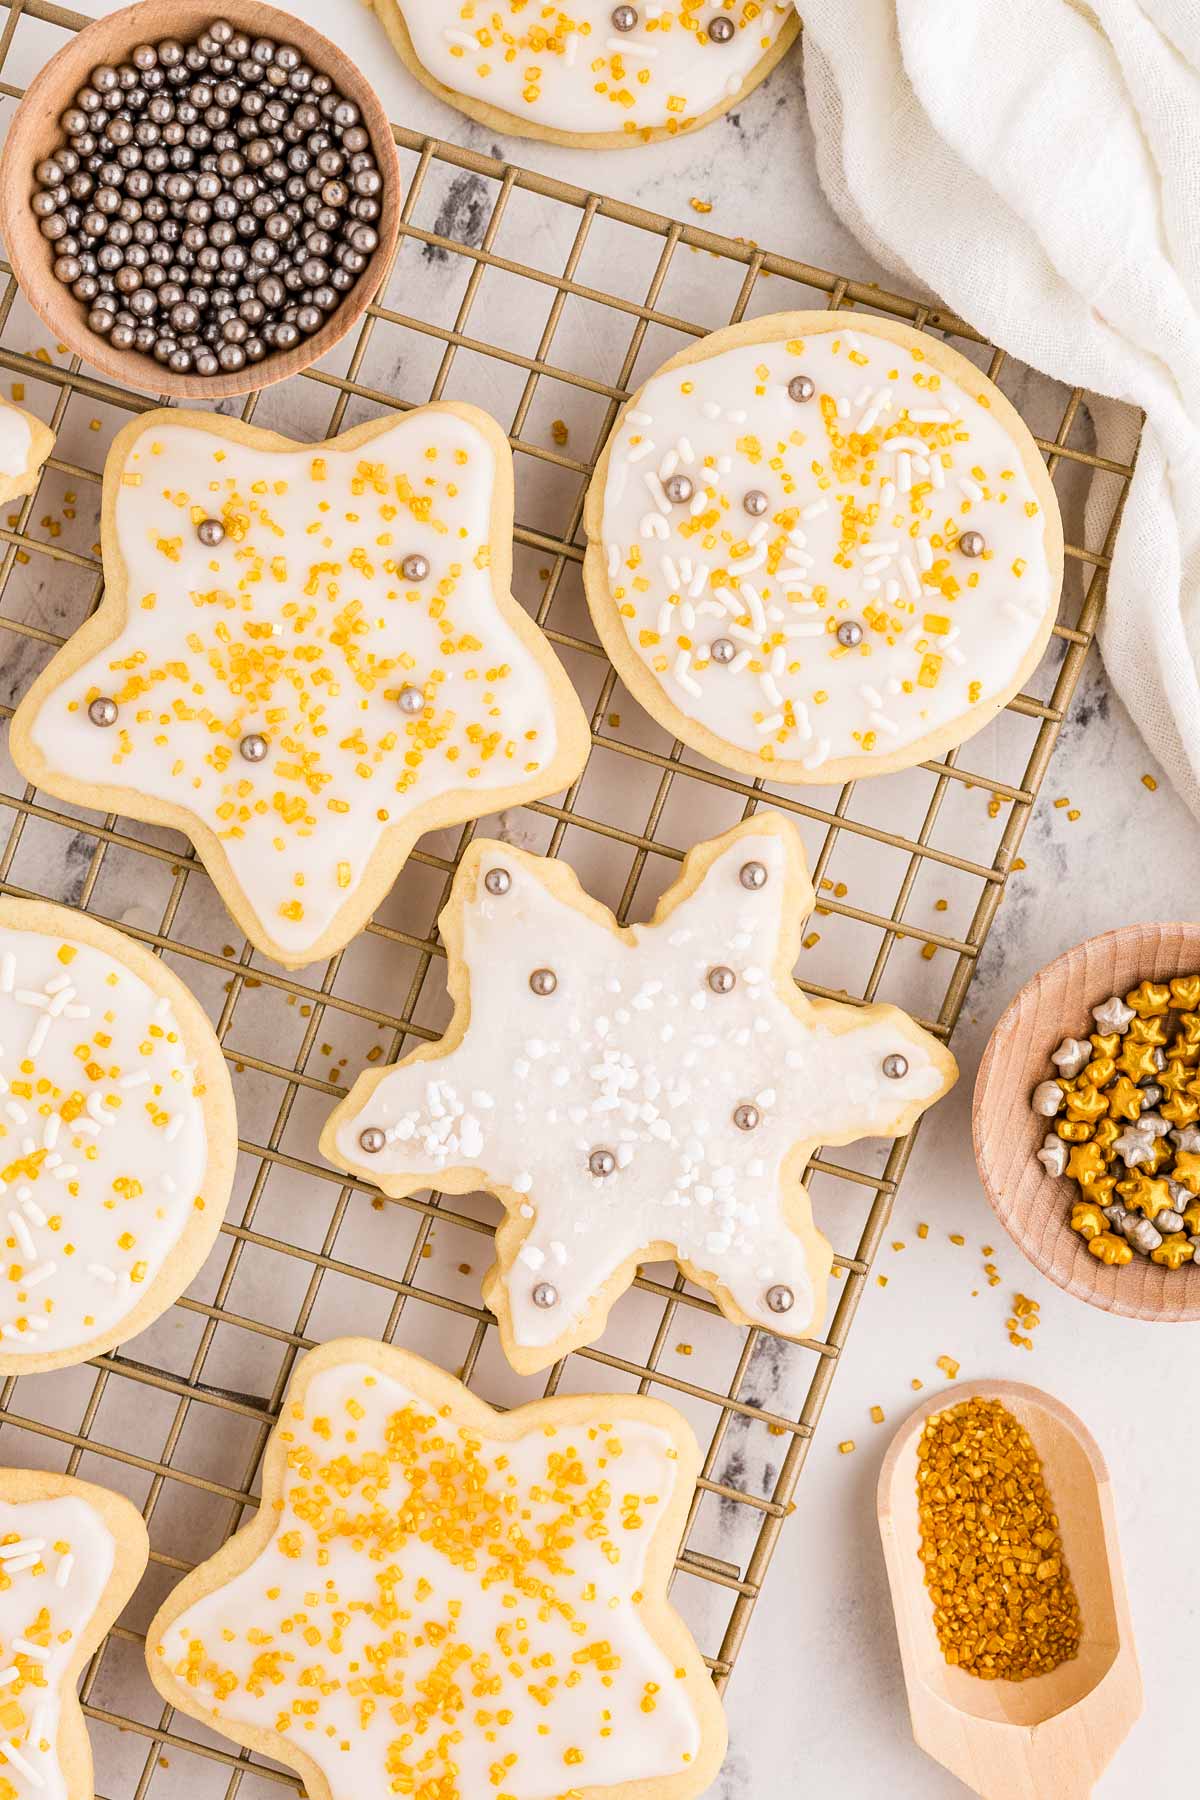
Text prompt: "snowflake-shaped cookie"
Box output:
[[322, 812, 958, 1371], [147, 1339, 726, 1800], [0, 1469, 147, 1800], [11, 406, 589, 968]]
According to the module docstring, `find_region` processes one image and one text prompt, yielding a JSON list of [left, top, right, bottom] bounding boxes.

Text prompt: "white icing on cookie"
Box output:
[[593, 320, 1059, 775], [0, 917, 208, 1358], [0, 406, 32, 480], [0, 1493, 116, 1800], [387, 1, 795, 138], [23, 410, 581, 963], [153, 1354, 707, 1797], [326, 815, 955, 1363]]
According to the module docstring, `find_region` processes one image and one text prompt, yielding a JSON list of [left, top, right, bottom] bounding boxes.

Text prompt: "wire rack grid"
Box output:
[[0, 2, 1138, 1795]]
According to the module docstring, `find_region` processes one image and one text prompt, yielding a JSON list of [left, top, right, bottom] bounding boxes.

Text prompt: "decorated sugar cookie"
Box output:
[[147, 1338, 726, 1800], [369, 1, 799, 147], [0, 399, 54, 506], [584, 312, 1064, 782], [0, 1468, 148, 1800], [10, 408, 590, 969], [322, 813, 957, 1371], [0, 899, 235, 1373]]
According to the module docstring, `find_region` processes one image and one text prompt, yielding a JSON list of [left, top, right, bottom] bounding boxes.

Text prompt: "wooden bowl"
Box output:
[[974, 921, 1200, 1322], [0, 0, 400, 399], [878, 1380, 1141, 1800]]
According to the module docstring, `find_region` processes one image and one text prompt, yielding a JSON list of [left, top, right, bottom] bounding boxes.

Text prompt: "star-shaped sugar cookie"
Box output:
[[146, 1338, 726, 1800], [10, 406, 590, 968], [0, 1469, 148, 1800], [322, 813, 958, 1371]]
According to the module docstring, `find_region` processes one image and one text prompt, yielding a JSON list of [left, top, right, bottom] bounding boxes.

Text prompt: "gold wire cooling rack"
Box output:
[[0, 1, 1138, 1793]]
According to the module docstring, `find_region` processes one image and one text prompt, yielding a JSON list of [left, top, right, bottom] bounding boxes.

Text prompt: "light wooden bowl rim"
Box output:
[[0, 0, 401, 400], [973, 918, 1200, 1324]]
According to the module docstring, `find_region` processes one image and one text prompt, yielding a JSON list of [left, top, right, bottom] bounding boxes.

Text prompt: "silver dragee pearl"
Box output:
[[88, 696, 118, 726], [484, 868, 511, 896], [739, 860, 768, 890], [836, 619, 864, 648], [882, 1053, 909, 1079], [397, 686, 425, 716], [664, 474, 694, 504], [708, 965, 736, 994], [710, 637, 736, 665], [788, 374, 815, 402], [743, 489, 769, 516], [532, 1282, 559, 1308], [611, 5, 638, 28], [358, 1127, 386, 1154], [733, 1103, 760, 1131], [239, 732, 268, 762], [958, 530, 986, 557], [197, 517, 225, 546], [765, 1284, 795, 1314], [529, 968, 558, 997], [708, 14, 736, 39], [588, 1148, 616, 1179], [402, 554, 430, 582]]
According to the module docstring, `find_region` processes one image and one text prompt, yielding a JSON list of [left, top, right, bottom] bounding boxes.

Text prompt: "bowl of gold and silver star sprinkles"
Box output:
[[974, 921, 1200, 1322], [0, 0, 399, 398]]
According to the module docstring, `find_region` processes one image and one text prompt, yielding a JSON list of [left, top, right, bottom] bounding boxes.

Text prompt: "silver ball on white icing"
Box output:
[[532, 1281, 559, 1308], [484, 868, 511, 896], [836, 619, 864, 649], [529, 968, 558, 996], [611, 4, 638, 28], [708, 15, 736, 41], [708, 965, 736, 994], [788, 374, 815, 403], [588, 1148, 616, 1179], [710, 637, 736, 665], [239, 732, 268, 762], [765, 1284, 794, 1314], [397, 685, 425, 715], [743, 489, 769, 516], [739, 860, 768, 890], [958, 530, 986, 558], [401, 553, 430, 582], [197, 517, 225, 547], [733, 1102, 760, 1131], [664, 473, 694, 505], [88, 696, 118, 727], [358, 1126, 386, 1154], [882, 1053, 909, 1080]]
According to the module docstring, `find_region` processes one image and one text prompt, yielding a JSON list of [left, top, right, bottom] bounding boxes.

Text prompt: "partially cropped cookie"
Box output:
[[370, 1, 799, 146], [0, 398, 54, 505], [0, 899, 235, 1372], [11, 406, 590, 968], [147, 1339, 726, 1800], [584, 312, 1064, 782], [0, 1468, 148, 1800], [322, 812, 957, 1371]]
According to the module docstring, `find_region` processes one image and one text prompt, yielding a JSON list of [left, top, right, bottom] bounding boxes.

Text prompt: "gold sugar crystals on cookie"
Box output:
[[0, 898, 235, 1373], [1034, 975, 1200, 1269], [0, 1468, 148, 1799], [322, 811, 957, 1373], [584, 311, 1064, 783], [916, 1396, 1081, 1681], [147, 1338, 728, 1800], [369, 1, 799, 147], [10, 406, 590, 968]]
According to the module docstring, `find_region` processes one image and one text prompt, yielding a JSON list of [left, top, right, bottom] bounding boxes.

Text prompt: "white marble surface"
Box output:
[[3, 5, 1195, 1797]]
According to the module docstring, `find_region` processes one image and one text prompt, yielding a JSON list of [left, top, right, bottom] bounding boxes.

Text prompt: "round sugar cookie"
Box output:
[[583, 312, 1065, 782], [370, 1, 799, 147], [0, 899, 235, 1372]]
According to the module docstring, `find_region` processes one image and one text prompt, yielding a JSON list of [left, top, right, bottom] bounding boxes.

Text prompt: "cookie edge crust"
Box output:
[[9, 405, 592, 970], [0, 895, 237, 1376], [368, 0, 800, 148], [320, 812, 958, 1372], [0, 1466, 149, 1800], [0, 400, 55, 506], [582, 309, 1066, 784], [143, 1335, 729, 1800]]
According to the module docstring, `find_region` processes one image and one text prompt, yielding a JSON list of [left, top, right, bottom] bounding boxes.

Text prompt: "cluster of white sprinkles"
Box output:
[[597, 325, 1056, 771], [0, 1494, 116, 1797], [399, 2, 795, 138], [0, 922, 208, 1356], [334, 822, 949, 1352]]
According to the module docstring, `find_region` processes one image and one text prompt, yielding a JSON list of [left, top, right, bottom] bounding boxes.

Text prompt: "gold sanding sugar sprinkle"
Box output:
[[1142, 773, 1158, 791], [870, 1405, 885, 1424], [916, 1397, 1082, 1681], [838, 1440, 856, 1455], [936, 1355, 960, 1379]]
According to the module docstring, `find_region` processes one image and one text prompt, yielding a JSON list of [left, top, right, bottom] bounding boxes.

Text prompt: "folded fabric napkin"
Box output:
[[797, 0, 1200, 813]]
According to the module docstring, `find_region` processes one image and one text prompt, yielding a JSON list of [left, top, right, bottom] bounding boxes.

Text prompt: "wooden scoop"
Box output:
[[877, 1380, 1141, 1800]]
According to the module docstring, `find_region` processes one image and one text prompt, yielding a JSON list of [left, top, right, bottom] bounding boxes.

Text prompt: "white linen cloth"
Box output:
[[797, 0, 1200, 815]]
